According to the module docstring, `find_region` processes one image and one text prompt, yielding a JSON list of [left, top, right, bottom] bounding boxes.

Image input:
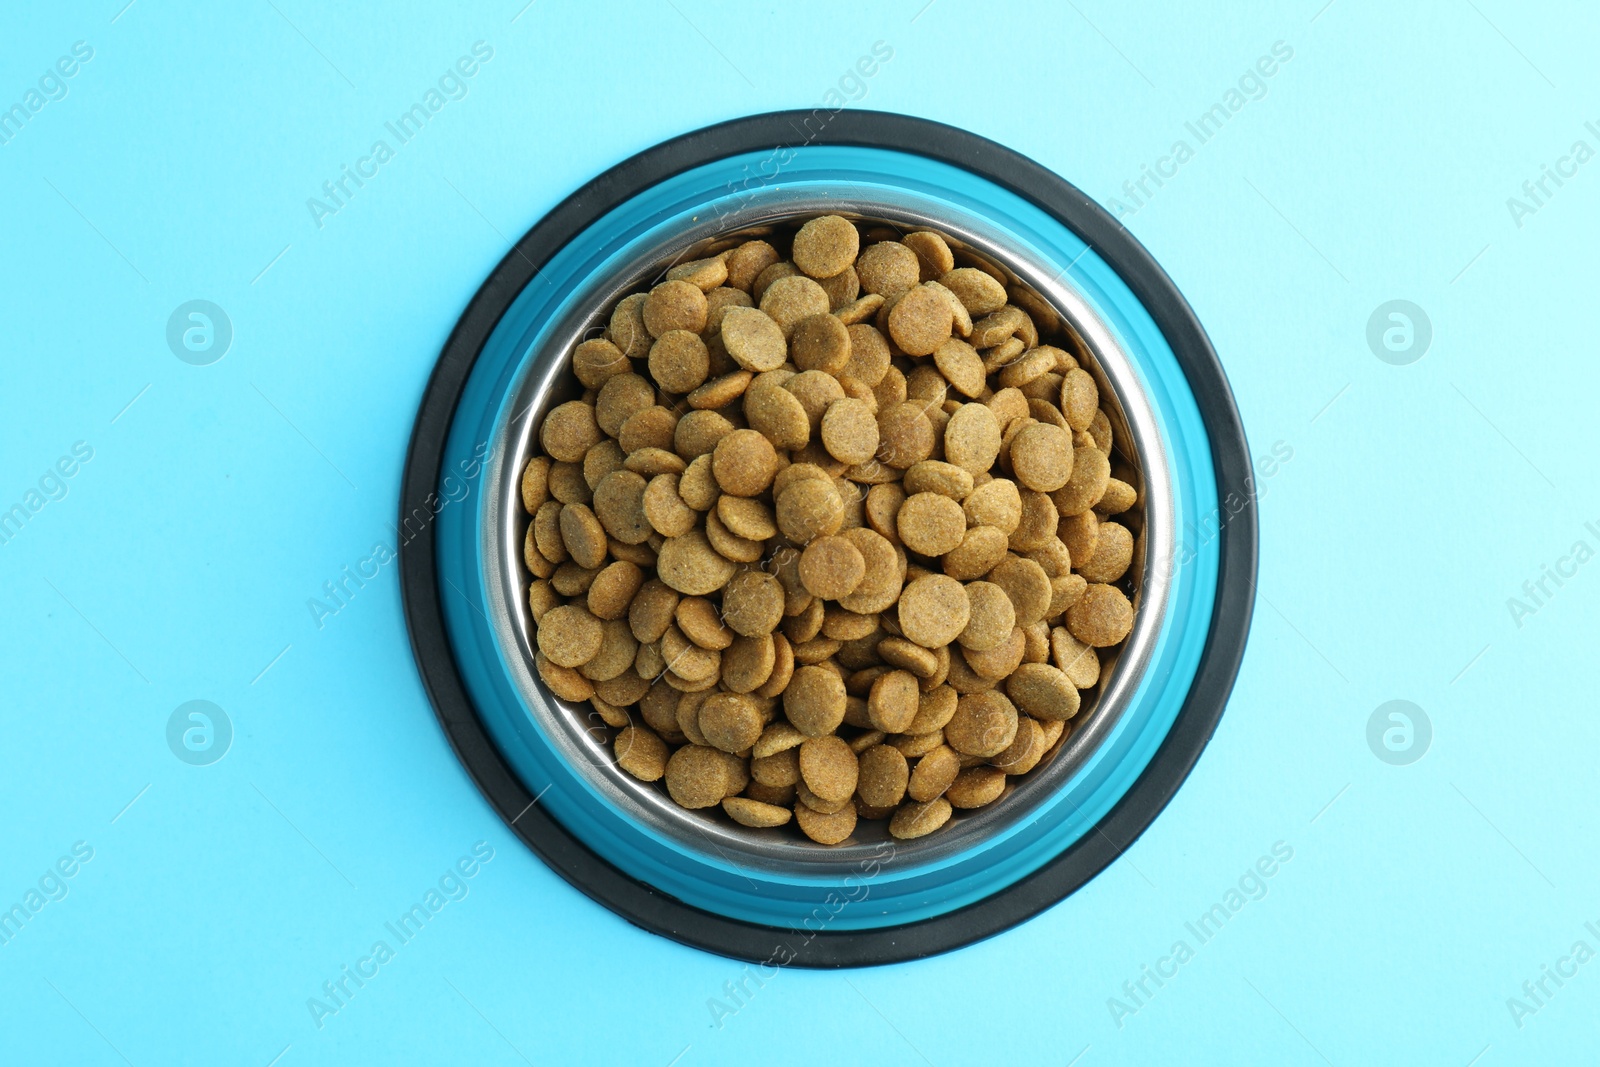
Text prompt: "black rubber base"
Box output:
[[399, 110, 1258, 968]]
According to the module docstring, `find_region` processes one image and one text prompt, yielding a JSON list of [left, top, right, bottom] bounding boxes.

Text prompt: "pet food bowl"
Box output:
[[401, 111, 1256, 966]]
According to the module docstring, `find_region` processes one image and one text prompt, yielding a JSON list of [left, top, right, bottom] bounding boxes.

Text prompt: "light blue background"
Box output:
[[1, 1, 1593, 1064]]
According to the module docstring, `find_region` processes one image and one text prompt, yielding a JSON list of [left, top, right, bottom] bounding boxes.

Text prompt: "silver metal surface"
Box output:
[[480, 189, 1175, 876]]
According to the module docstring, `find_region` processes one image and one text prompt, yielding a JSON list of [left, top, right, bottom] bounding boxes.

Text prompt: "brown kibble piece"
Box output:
[[876, 403, 935, 469], [889, 797, 952, 839], [699, 692, 765, 753], [795, 800, 857, 844], [988, 555, 1054, 628], [820, 398, 879, 465], [628, 579, 679, 643], [856, 745, 909, 807], [1077, 521, 1133, 583], [1050, 627, 1101, 689], [867, 669, 920, 733], [1066, 583, 1134, 647], [791, 313, 852, 374], [783, 664, 848, 736], [1009, 422, 1074, 492], [897, 574, 971, 648], [1098, 477, 1137, 515], [724, 240, 780, 292], [945, 690, 1019, 757], [647, 330, 710, 394], [540, 401, 602, 463], [537, 604, 603, 667], [643, 473, 697, 538], [946, 766, 1007, 808], [903, 231, 955, 281], [723, 796, 792, 828], [667, 255, 728, 291], [964, 479, 1022, 534], [595, 374, 655, 438], [592, 470, 652, 545], [521, 455, 551, 515], [1005, 662, 1081, 721], [939, 268, 1008, 315], [944, 403, 1003, 474], [855, 241, 921, 297], [536, 652, 594, 702], [608, 292, 652, 360], [799, 535, 866, 600], [1061, 368, 1099, 431], [587, 560, 644, 620], [712, 429, 779, 496], [798, 734, 858, 803], [664, 745, 731, 808], [655, 530, 736, 595], [760, 275, 831, 338], [1059, 510, 1099, 565], [720, 306, 788, 372], [1053, 444, 1111, 516], [887, 284, 955, 356], [792, 215, 860, 279], [959, 581, 1016, 652], [942, 526, 1010, 581], [615, 725, 668, 781], [722, 569, 785, 636], [896, 492, 967, 557], [907, 744, 960, 802], [642, 280, 708, 337], [776, 477, 845, 544]]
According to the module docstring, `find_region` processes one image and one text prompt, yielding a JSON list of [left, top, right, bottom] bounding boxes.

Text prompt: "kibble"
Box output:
[[523, 214, 1142, 844]]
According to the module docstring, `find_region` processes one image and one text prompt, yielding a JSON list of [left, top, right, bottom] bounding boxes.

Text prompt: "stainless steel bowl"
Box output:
[[480, 191, 1174, 876]]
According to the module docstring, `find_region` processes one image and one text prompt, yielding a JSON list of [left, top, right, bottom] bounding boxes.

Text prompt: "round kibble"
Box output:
[[856, 241, 920, 297], [867, 669, 919, 733], [898, 574, 971, 649], [647, 330, 710, 395], [540, 401, 601, 463], [856, 745, 909, 808], [664, 745, 730, 808], [889, 797, 952, 839], [1066, 583, 1134, 647], [655, 530, 736, 595], [795, 800, 857, 844], [887, 284, 955, 356], [907, 744, 960, 802], [946, 766, 1007, 808], [699, 692, 764, 753], [798, 535, 866, 600], [798, 734, 858, 804], [723, 796, 792, 828], [820, 398, 879, 465], [792, 215, 859, 279], [642, 280, 708, 337], [896, 492, 967, 557], [721, 306, 788, 372], [776, 478, 845, 544], [783, 665, 848, 736], [537, 604, 603, 668], [712, 429, 778, 497], [615, 725, 668, 781], [945, 690, 1019, 757], [608, 293, 651, 359], [1010, 422, 1074, 492], [876, 403, 935, 469], [760, 275, 830, 337], [722, 570, 784, 636], [1005, 662, 1081, 721], [960, 581, 1016, 652], [1077, 521, 1133, 583]]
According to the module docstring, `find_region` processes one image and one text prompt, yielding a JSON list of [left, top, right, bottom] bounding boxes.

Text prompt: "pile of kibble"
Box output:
[[520, 215, 1138, 845]]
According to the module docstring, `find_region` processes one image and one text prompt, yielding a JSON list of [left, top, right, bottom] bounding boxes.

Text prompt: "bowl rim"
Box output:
[[400, 110, 1257, 967]]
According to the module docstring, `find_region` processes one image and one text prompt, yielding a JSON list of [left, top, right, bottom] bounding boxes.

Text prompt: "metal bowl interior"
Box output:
[[483, 194, 1175, 877]]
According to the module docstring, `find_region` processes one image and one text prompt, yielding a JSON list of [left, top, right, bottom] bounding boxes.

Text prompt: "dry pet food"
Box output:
[[521, 215, 1141, 845]]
